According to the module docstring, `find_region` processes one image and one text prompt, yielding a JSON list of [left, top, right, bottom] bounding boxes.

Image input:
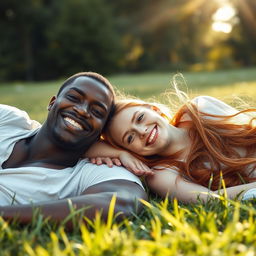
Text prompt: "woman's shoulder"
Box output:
[[191, 96, 238, 116]]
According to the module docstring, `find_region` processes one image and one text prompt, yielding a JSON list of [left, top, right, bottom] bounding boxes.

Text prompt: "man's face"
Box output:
[[46, 76, 113, 151]]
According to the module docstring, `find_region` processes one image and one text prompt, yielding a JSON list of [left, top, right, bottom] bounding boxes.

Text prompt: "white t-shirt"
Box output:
[[0, 104, 143, 206], [191, 95, 251, 124]]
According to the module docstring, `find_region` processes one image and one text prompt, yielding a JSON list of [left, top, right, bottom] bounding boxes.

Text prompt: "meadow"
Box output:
[[0, 67, 256, 255]]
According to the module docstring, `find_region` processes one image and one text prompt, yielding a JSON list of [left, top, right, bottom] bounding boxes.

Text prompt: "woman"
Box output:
[[86, 84, 256, 203]]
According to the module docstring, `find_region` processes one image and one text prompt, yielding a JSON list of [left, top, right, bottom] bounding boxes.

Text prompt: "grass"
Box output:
[[0, 67, 256, 255], [1, 67, 256, 122]]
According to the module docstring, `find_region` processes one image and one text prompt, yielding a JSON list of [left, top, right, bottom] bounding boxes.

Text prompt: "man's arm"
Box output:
[[0, 180, 147, 228]]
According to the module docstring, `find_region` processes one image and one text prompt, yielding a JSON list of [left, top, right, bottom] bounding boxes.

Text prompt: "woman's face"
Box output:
[[109, 105, 173, 156]]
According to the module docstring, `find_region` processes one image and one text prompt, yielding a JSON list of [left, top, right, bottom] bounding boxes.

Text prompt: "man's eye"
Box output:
[[127, 134, 133, 144], [137, 113, 144, 122], [67, 95, 79, 102], [92, 108, 104, 118]]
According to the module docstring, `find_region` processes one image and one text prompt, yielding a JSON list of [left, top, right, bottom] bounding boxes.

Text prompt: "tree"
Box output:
[[45, 0, 122, 78]]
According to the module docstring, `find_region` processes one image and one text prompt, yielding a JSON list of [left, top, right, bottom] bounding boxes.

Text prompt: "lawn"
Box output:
[[0, 67, 256, 255]]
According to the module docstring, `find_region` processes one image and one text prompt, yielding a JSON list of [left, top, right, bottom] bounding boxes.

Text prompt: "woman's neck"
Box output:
[[162, 125, 191, 158]]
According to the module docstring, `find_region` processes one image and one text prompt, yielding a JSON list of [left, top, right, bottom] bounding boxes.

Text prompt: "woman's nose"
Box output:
[[135, 125, 148, 137]]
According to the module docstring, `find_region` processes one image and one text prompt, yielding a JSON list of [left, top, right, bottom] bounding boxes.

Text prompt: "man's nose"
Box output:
[[74, 103, 90, 118]]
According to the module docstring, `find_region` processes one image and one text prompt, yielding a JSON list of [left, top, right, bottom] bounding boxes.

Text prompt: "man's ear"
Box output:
[[47, 96, 56, 111]]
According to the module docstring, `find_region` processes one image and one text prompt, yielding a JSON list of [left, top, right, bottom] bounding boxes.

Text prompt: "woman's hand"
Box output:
[[119, 152, 154, 176], [89, 152, 154, 177], [90, 157, 122, 168]]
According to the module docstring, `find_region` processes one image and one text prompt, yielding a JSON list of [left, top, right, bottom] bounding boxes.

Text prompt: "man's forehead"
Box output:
[[61, 76, 113, 108], [64, 77, 111, 96], [69, 76, 104, 89]]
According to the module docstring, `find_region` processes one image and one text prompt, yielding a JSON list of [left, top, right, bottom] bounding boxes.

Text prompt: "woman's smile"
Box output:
[[109, 105, 174, 156], [146, 125, 158, 146]]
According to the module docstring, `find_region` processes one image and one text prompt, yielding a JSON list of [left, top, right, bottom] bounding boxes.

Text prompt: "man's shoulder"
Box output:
[[0, 104, 29, 121], [74, 160, 144, 192], [0, 104, 41, 129]]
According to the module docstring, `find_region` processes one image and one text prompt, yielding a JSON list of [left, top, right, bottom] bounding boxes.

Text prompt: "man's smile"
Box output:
[[64, 116, 84, 131]]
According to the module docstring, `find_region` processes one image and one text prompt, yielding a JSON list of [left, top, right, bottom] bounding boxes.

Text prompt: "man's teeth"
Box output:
[[148, 128, 156, 143], [64, 117, 83, 130]]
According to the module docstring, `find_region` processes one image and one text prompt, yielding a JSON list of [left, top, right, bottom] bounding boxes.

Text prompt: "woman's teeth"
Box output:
[[64, 117, 83, 130], [148, 127, 157, 144]]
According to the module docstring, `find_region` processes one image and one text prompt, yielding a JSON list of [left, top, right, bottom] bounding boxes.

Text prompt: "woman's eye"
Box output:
[[127, 134, 133, 144], [137, 113, 144, 122]]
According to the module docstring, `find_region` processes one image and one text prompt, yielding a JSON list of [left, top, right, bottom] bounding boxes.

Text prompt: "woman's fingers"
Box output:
[[103, 157, 114, 167], [91, 157, 122, 167], [95, 157, 103, 165], [128, 162, 154, 177], [112, 158, 122, 166], [90, 158, 96, 164]]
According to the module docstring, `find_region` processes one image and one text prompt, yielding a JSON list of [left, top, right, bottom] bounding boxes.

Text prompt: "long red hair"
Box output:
[[102, 96, 256, 190]]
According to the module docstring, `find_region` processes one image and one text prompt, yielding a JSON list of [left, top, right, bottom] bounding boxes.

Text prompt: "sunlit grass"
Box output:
[[0, 67, 256, 255], [0, 67, 256, 122], [1, 197, 255, 255]]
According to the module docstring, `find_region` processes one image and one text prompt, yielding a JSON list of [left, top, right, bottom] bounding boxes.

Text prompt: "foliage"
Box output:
[[0, 0, 121, 81], [1, 0, 256, 81], [45, 0, 122, 78]]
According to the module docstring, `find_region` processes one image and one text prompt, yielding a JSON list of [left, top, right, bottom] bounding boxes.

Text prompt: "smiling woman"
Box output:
[[85, 82, 256, 204]]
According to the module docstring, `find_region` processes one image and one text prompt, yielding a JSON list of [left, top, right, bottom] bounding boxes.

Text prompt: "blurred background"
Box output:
[[1, 0, 256, 122], [1, 0, 256, 81]]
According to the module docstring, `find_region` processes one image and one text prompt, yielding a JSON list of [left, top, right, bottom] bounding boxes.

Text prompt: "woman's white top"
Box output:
[[191, 95, 251, 124], [0, 104, 143, 206]]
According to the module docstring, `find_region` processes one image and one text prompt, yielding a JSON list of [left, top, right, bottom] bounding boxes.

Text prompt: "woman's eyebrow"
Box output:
[[121, 111, 138, 143]]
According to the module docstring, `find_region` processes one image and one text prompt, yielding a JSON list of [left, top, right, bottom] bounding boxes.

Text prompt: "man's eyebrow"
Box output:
[[122, 111, 138, 143], [69, 87, 108, 111], [69, 87, 85, 96]]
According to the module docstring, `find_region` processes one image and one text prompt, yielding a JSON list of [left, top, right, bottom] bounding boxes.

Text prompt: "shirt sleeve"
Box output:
[[191, 96, 251, 124], [0, 104, 41, 129]]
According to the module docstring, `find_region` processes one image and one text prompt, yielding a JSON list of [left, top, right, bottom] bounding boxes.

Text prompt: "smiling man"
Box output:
[[0, 72, 147, 227]]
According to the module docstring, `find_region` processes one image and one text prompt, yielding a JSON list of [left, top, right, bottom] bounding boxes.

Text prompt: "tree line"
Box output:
[[1, 0, 256, 81]]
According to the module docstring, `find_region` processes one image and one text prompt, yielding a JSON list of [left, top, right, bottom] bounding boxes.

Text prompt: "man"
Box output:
[[0, 72, 147, 227]]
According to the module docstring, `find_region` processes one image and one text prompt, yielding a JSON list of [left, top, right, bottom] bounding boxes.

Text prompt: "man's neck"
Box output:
[[3, 126, 86, 170], [26, 126, 85, 169]]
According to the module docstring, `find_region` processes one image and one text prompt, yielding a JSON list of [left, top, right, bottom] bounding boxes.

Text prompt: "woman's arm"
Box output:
[[146, 168, 256, 203], [85, 141, 154, 176], [85, 141, 123, 159]]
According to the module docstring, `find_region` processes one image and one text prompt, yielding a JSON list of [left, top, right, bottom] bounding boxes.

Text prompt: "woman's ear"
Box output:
[[47, 96, 56, 111]]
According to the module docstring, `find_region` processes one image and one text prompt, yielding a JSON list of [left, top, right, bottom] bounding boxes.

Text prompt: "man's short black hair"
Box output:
[[57, 71, 115, 98]]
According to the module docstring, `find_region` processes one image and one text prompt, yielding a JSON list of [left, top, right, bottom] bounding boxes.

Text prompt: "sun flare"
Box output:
[[212, 4, 236, 33]]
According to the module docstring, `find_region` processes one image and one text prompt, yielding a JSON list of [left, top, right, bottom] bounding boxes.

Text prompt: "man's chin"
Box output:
[[52, 134, 99, 152]]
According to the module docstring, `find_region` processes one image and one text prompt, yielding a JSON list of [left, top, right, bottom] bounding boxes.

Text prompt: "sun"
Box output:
[[212, 4, 236, 33]]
